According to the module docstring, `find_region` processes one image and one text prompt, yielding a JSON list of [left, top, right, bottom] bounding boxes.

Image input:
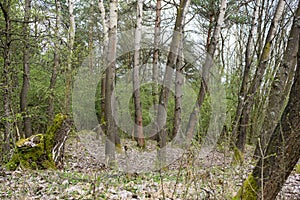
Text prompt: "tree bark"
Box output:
[[253, 1, 300, 157], [105, 0, 118, 166], [20, 0, 32, 138], [172, 36, 183, 140], [236, 30, 300, 200], [133, 0, 145, 147], [152, 0, 161, 139], [97, 0, 108, 131], [48, 0, 61, 122], [0, 1, 13, 162], [65, 0, 75, 115], [88, 2, 94, 71], [231, 0, 260, 148], [234, 0, 285, 153], [185, 0, 227, 141], [157, 0, 191, 165]]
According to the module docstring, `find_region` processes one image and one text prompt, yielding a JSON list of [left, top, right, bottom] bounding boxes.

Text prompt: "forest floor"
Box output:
[[0, 131, 299, 200]]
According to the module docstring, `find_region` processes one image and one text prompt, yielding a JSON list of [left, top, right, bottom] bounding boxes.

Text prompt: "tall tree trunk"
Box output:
[[65, 0, 75, 115], [236, 30, 300, 200], [20, 0, 32, 138], [234, 0, 285, 153], [0, 1, 13, 162], [48, 0, 61, 122], [156, 0, 191, 165], [172, 35, 183, 140], [105, 0, 118, 166], [231, 0, 260, 148], [152, 0, 161, 138], [253, 2, 300, 157], [97, 0, 108, 130], [133, 0, 145, 147], [185, 0, 227, 141], [88, 2, 94, 71]]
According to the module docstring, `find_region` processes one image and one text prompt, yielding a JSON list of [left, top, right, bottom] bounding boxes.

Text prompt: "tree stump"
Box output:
[[5, 114, 71, 170]]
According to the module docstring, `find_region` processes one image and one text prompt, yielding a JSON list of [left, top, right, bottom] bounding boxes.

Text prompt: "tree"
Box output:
[[230, 0, 260, 152], [172, 34, 183, 139], [48, 0, 61, 122], [105, 0, 118, 166], [20, 0, 33, 138], [236, 25, 300, 200], [233, 0, 286, 154], [253, 0, 300, 157], [0, 0, 13, 162], [156, 0, 191, 164], [133, 0, 145, 147], [65, 0, 75, 115], [96, 0, 108, 120], [152, 0, 161, 122], [185, 0, 227, 140]]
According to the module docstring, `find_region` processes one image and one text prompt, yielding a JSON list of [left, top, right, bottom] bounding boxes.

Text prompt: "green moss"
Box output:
[[234, 174, 258, 200], [295, 164, 300, 174], [262, 42, 271, 61], [232, 147, 244, 165], [5, 114, 67, 170], [45, 113, 67, 161]]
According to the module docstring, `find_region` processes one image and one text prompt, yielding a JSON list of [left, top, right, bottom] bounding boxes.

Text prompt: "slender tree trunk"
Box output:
[[48, 0, 61, 122], [88, 2, 94, 71], [105, 0, 118, 166], [156, 0, 191, 164], [172, 36, 183, 140], [20, 0, 32, 138], [133, 0, 145, 147], [185, 0, 227, 140], [152, 0, 161, 139], [236, 31, 300, 200], [97, 0, 108, 128], [0, 1, 13, 161], [231, 0, 260, 147], [253, 2, 300, 157], [65, 0, 75, 115], [234, 0, 285, 153]]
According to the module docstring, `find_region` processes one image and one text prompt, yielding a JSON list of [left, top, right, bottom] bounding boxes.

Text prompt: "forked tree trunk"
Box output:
[[253, 1, 300, 157], [157, 0, 191, 165], [105, 0, 118, 166], [133, 0, 145, 147], [236, 31, 300, 200], [185, 0, 227, 141], [234, 0, 285, 153], [20, 0, 32, 138]]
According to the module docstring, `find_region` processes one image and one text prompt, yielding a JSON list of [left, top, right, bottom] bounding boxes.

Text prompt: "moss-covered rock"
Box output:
[[234, 174, 258, 200], [5, 114, 68, 170]]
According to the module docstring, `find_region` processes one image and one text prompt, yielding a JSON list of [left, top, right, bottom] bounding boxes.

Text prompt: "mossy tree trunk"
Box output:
[[6, 114, 71, 170]]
